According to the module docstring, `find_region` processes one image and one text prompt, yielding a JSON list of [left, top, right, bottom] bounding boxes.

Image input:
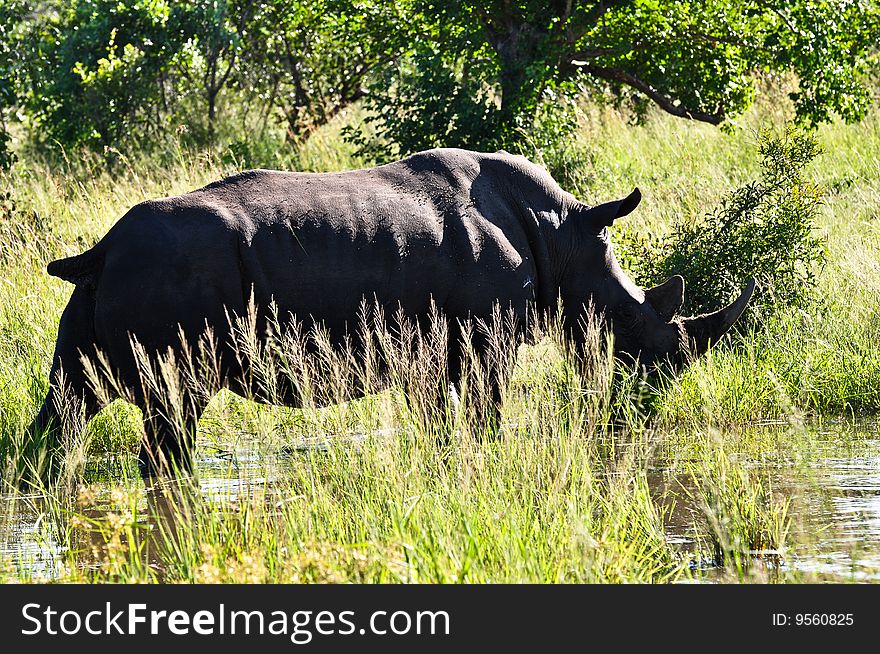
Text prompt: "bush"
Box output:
[[353, 39, 503, 158], [617, 125, 826, 321], [23, 1, 197, 150], [520, 86, 592, 193], [0, 0, 22, 170], [0, 189, 65, 266], [0, 130, 13, 171]]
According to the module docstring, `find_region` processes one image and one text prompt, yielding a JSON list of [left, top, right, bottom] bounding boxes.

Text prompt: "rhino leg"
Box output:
[[446, 323, 517, 440], [26, 286, 105, 473], [137, 391, 206, 478], [460, 344, 509, 440]]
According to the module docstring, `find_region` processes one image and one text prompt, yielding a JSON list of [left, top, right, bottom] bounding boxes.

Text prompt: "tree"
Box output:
[[357, 2, 504, 155], [0, 0, 25, 169], [238, 0, 408, 141], [22, 0, 198, 149], [364, 0, 880, 153], [188, 1, 255, 139], [13, 0, 410, 153]]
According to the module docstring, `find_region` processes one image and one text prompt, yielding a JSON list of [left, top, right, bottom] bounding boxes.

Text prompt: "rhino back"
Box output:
[[224, 165, 460, 327], [93, 150, 542, 354]]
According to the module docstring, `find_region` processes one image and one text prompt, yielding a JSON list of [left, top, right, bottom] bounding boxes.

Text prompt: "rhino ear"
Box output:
[[587, 188, 641, 227], [645, 275, 685, 322]]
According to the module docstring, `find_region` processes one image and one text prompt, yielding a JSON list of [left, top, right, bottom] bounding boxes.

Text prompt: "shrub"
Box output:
[[0, 0, 22, 170], [352, 39, 503, 158], [520, 86, 592, 194], [0, 130, 13, 171], [0, 188, 75, 267], [618, 125, 827, 321]]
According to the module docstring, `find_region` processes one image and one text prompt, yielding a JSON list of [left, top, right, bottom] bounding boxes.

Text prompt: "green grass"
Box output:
[[1, 96, 879, 583]]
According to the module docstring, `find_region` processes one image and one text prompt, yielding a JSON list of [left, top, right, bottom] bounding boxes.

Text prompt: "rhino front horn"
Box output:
[[681, 278, 756, 356]]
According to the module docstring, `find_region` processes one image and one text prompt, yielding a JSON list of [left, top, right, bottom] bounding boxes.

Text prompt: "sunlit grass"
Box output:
[[0, 96, 878, 582]]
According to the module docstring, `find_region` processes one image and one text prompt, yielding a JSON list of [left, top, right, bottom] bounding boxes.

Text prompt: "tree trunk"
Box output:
[[208, 89, 217, 135], [483, 17, 543, 138], [498, 58, 531, 127]]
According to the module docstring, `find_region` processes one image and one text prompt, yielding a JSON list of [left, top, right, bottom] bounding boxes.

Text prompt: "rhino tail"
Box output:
[[47, 247, 105, 289]]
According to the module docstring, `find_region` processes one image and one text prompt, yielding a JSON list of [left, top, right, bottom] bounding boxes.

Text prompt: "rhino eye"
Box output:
[[614, 303, 644, 331]]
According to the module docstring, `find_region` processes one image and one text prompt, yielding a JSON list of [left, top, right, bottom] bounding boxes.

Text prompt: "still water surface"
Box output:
[[2, 425, 879, 582]]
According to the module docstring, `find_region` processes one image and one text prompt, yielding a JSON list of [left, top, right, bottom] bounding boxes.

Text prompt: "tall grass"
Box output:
[[1, 97, 878, 582], [3, 304, 689, 583]]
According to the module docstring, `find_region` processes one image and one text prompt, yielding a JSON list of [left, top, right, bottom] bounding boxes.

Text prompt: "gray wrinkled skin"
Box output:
[[31, 148, 753, 476]]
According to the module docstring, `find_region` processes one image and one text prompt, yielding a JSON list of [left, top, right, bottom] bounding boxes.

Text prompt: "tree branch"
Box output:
[[569, 40, 656, 60], [583, 65, 725, 124], [761, 2, 807, 38]]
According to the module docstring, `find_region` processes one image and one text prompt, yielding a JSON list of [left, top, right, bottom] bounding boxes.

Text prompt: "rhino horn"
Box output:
[[645, 275, 685, 322], [681, 278, 756, 356]]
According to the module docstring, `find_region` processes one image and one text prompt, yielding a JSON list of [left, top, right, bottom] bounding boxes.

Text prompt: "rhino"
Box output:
[[29, 148, 753, 476]]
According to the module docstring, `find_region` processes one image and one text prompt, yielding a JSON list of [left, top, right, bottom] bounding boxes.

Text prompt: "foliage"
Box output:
[[240, 0, 408, 142], [178, 0, 250, 142], [0, 1, 876, 158], [6, 0, 408, 154], [20, 0, 201, 149], [0, 0, 25, 169], [361, 0, 880, 153], [618, 125, 826, 320], [521, 86, 589, 190], [349, 2, 503, 156]]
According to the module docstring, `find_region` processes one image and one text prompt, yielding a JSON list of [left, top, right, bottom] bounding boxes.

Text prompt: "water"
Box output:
[[793, 447, 880, 580], [2, 425, 879, 582], [656, 430, 880, 581], [0, 495, 64, 579]]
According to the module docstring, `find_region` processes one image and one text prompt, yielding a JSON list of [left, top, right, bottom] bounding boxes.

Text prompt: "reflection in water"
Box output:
[[792, 453, 880, 580], [2, 428, 880, 582], [0, 495, 64, 579]]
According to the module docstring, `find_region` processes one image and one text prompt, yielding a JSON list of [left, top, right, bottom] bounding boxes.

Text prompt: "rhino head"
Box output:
[[558, 188, 755, 366]]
